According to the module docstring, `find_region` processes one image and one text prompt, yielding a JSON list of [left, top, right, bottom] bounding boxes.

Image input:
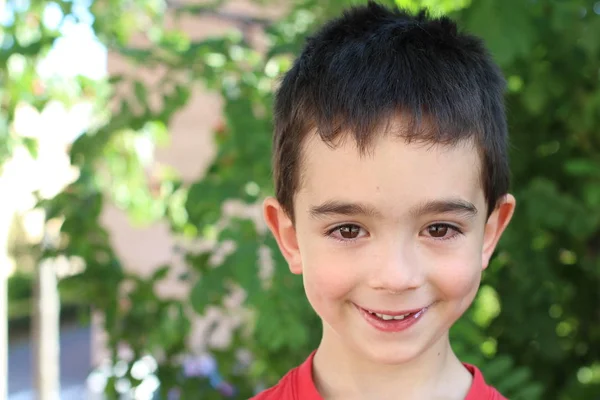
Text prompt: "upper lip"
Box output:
[[355, 303, 431, 316]]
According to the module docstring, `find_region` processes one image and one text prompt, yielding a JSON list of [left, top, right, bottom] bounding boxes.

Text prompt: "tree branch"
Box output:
[[165, 1, 274, 27]]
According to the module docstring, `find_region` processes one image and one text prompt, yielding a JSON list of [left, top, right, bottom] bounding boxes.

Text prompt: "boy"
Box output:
[[255, 1, 515, 399]]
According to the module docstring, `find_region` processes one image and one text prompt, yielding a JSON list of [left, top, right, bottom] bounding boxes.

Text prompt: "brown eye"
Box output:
[[339, 224, 361, 239], [428, 224, 449, 238]]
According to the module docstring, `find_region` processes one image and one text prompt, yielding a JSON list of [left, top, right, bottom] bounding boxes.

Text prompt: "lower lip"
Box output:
[[355, 304, 431, 333]]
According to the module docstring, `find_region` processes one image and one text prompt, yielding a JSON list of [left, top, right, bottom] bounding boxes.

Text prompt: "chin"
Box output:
[[357, 341, 428, 365]]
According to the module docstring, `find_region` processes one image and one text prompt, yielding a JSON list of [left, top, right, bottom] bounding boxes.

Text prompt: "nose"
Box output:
[[368, 239, 425, 293]]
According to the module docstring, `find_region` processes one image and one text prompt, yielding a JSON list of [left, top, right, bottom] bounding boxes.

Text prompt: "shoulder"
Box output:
[[249, 366, 300, 400], [463, 363, 508, 400], [250, 351, 320, 400]]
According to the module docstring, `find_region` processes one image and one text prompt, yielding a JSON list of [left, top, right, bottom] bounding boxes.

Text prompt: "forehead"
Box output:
[[296, 131, 485, 216]]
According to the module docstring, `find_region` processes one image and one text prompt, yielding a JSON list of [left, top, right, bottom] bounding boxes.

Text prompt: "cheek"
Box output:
[[430, 226, 486, 296], [430, 249, 482, 301], [300, 241, 360, 303]]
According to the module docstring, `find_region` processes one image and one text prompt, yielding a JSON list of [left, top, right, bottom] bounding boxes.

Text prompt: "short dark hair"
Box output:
[[272, 1, 509, 220]]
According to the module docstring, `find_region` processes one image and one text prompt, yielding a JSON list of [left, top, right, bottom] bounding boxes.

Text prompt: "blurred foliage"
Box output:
[[2, 0, 600, 399]]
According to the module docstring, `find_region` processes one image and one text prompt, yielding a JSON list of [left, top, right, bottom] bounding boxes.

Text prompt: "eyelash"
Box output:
[[326, 224, 367, 243], [325, 223, 464, 243], [425, 223, 464, 241]]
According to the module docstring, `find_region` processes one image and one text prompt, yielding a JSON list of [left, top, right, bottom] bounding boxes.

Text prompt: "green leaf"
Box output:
[[189, 265, 228, 315], [151, 265, 170, 281], [134, 80, 147, 110], [463, 0, 536, 67], [564, 159, 600, 178], [21, 137, 38, 158]]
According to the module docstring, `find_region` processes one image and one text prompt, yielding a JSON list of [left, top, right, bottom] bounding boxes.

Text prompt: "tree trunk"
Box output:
[[0, 254, 7, 400], [32, 260, 60, 400], [0, 159, 10, 400]]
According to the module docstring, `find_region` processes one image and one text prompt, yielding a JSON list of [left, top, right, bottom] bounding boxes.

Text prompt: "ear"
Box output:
[[482, 194, 516, 270], [263, 197, 303, 274]]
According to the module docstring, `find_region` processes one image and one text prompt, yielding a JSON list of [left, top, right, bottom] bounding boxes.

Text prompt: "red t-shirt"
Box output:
[[251, 352, 507, 400]]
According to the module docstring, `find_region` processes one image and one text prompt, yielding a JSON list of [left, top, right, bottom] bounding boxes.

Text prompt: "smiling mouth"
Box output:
[[361, 306, 430, 321], [353, 302, 435, 332]]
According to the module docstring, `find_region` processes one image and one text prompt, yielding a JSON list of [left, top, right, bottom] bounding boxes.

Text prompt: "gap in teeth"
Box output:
[[369, 311, 411, 320]]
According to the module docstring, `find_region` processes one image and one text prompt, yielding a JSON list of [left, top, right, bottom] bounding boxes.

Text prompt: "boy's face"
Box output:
[[264, 126, 515, 365]]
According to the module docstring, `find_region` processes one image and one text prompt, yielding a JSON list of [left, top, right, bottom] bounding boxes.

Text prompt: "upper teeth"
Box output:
[[371, 311, 410, 320]]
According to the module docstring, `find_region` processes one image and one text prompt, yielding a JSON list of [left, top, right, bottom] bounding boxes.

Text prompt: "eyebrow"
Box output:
[[409, 198, 478, 219], [309, 200, 383, 219], [308, 198, 478, 220]]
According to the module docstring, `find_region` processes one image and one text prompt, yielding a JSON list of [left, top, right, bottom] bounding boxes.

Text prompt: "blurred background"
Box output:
[[1, 0, 599, 399]]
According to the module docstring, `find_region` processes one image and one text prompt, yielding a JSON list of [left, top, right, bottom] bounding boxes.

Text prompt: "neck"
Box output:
[[312, 329, 471, 400]]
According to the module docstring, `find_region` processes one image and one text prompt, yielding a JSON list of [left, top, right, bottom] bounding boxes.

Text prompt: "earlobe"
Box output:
[[262, 197, 303, 274], [481, 194, 516, 269]]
